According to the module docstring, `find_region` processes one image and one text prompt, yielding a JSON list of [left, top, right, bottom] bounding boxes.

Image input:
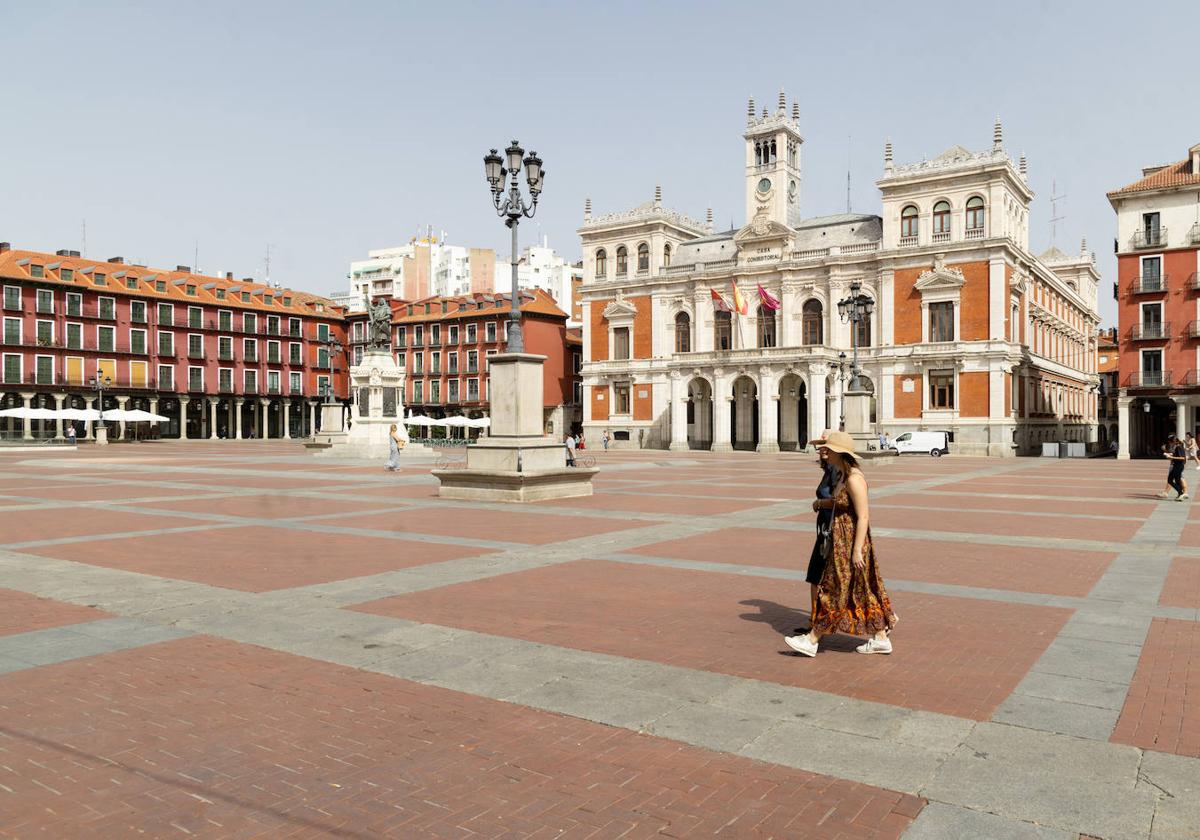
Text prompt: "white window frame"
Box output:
[[244, 368, 259, 393], [157, 302, 174, 325], [157, 330, 174, 356], [218, 309, 233, 331], [267, 340, 281, 363], [467, 323, 478, 343], [65, 321, 83, 350], [485, 321, 496, 343], [187, 365, 205, 391], [65, 292, 83, 317], [289, 371, 302, 394], [243, 338, 258, 361], [289, 341, 302, 364], [157, 365, 174, 390], [97, 324, 116, 352], [243, 312, 257, 333], [129, 328, 147, 355], [187, 332, 204, 358], [35, 288, 54, 314], [317, 374, 330, 395], [34, 354, 54, 385], [188, 305, 203, 328], [267, 370, 281, 394], [923, 297, 960, 344], [35, 319, 54, 345], [3, 316, 22, 344], [288, 316, 301, 337], [98, 295, 117, 320], [2, 285, 21, 310], [2, 352, 23, 384], [925, 368, 959, 416], [218, 367, 234, 393]]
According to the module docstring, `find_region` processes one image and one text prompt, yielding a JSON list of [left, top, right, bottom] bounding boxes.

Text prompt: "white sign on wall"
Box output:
[[902, 378, 915, 393]]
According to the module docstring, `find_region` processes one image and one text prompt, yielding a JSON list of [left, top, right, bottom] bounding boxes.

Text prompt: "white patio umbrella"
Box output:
[[0, 406, 59, 420], [119, 409, 169, 423], [58, 408, 102, 421], [405, 415, 436, 426], [467, 416, 491, 428]]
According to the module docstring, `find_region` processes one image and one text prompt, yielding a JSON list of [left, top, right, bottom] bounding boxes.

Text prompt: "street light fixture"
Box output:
[[836, 352, 848, 431], [484, 140, 545, 353], [89, 374, 113, 442], [837, 281, 875, 391]]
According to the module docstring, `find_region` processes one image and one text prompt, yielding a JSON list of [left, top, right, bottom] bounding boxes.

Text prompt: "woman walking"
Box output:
[[786, 431, 898, 657], [795, 430, 836, 635], [385, 423, 405, 471]]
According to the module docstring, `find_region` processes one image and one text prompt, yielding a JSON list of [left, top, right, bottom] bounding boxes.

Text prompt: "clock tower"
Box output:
[[744, 90, 803, 229]]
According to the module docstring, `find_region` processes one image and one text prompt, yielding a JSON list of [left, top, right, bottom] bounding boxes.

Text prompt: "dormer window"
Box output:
[[31, 264, 44, 278], [60, 268, 74, 282]]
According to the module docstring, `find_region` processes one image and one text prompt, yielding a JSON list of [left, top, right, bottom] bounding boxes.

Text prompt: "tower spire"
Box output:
[[993, 116, 1003, 151], [706, 207, 714, 233], [1019, 152, 1027, 178], [884, 139, 894, 174], [747, 96, 755, 126], [777, 88, 786, 115], [791, 101, 800, 123], [584, 197, 592, 222], [654, 185, 661, 208]]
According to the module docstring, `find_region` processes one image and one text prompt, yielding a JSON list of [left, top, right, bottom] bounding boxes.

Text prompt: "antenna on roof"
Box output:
[[265, 243, 274, 284], [81, 219, 87, 257], [846, 134, 852, 214], [194, 240, 199, 275], [1049, 179, 1067, 246]]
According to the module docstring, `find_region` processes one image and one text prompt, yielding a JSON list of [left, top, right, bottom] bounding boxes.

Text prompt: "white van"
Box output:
[[890, 431, 950, 457]]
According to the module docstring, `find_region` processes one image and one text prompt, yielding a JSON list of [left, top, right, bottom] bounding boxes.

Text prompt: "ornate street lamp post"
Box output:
[[89, 374, 112, 443], [837, 281, 875, 391], [484, 141, 544, 353], [836, 352, 847, 431], [320, 337, 344, 404]]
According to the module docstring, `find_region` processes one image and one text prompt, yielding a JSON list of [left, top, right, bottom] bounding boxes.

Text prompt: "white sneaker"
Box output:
[[1159, 491, 1172, 499], [784, 634, 818, 657], [1179, 494, 1190, 501], [856, 637, 893, 655]]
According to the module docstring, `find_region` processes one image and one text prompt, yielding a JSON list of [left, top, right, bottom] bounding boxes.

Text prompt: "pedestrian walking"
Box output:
[[1187, 432, 1200, 471], [385, 423, 404, 471], [794, 430, 837, 636], [1161, 435, 1189, 500], [785, 431, 898, 657], [602, 430, 610, 451], [577, 433, 586, 451], [564, 432, 577, 466], [66, 424, 77, 446]]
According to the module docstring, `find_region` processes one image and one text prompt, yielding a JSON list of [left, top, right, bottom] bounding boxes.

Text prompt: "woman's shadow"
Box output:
[[739, 598, 860, 654]]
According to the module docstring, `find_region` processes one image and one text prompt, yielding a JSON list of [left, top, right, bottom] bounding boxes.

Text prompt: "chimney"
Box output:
[[1192, 145, 1200, 174], [107, 256, 124, 264], [226, 272, 233, 280], [176, 265, 191, 273], [0, 242, 9, 254], [56, 249, 72, 257]]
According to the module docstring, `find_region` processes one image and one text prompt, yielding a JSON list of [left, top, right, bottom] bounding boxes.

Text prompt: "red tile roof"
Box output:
[[0, 248, 340, 319], [1108, 158, 1200, 198], [391, 288, 567, 324]]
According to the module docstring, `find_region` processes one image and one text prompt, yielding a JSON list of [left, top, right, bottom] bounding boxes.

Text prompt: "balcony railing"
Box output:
[[187, 349, 205, 360], [289, 355, 304, 367], [1190, 224, 1200, 245], [1126, 370, 1170, 389], [898, 235, 918, 248], [1130, 274, 1167, 294], [1187, 321, 1200, 339], [1131, 227, 1167, 249], [218, 351, 236, 362], [964, 226, 985, 240], [931, 231, 950, 244], [1181, 371, 1200, 387], [266, 354, 282, 365], [1129, 322, 1170, 341]]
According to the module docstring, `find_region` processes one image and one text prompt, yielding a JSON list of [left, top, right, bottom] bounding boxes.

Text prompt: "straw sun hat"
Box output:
[[812, 430, 856, 456]]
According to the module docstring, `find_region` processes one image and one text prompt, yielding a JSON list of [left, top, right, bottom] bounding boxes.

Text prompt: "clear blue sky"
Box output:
[[3, 0, 1197, 326]]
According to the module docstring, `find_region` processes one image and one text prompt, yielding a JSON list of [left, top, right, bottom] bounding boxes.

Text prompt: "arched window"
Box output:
[[594, 249, 606, 278], [854, 303, 872, 348], [663, 244, 671, 267], [757, 304, 776, 348], [714, 311, 732, 351], [637, 243, 649, 272], [966, 196, 985, 231], [901, 205, 919, 238], [674, 312, 691, 353], [615, 246, 628, 276], [933, 201, 951, 234], [802, 299, 823, 345]]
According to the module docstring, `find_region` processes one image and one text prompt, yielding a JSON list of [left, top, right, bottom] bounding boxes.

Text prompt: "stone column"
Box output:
[[807, 365, 827, 446], [258, 398, 269, 439], [757, 369, 779, 453], [118, 397, 130, 440], [81, 397, 92, 440], [53, 393, 67, 439], [208, 398, 219, 440], [308, 401, 317, 437], [1175, 397, 1189, 440], [711, 373, 732, 452], [149, 397, 158, 441], [1117, 396, 1131, 460], [179, 396, 190, 439], [668, 372, 688, 451], [234, 398, 243, 439], [19, 393, 34, 440], [282, 402, 292, 439]]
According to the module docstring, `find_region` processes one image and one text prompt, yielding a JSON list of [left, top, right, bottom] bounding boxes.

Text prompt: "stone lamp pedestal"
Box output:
[[842, 387, 896, 463], [434, 352, 596, 502]]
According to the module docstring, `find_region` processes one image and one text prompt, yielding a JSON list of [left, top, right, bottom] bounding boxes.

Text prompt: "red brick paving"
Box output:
[[536, 492, 765, 516], [0, 508, 206, 545], [320, 507, 660, 545], [4, 483, 225, 503], [0, 636, 924, 839], [22, 526, 489, 592], [0, 589, 110, 637], [877, 492, 1153, 518], [854, 506, 1140, 543], [631, 529, 1116, 598], [355, 559, 1072, 720], [931, 480, 1129, 500], [1177, 523, 1200, 548], [1111, 618, 1200, 758], [140, 492, 407, 520], [1160, 556, 1200, 609]]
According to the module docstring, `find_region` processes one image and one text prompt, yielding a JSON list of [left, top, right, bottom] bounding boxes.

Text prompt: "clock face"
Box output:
[[757, 177, 772, 194]]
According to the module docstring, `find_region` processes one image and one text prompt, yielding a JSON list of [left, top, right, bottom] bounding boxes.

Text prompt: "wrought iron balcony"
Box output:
[[1187, 321, 1200, 339], [1129, 322, 1170, 341], [1131, 227, 1167, 249], [1130, 274, 1167, 294], [1126, 370, 1170, 388], [1190, 224, 1200, 245], [1182, 370, 1200, 387]]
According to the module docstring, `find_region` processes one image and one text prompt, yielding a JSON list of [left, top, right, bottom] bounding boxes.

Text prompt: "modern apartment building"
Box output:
[[0, 243, 346, 440], [1108, 142, 1200, 457]]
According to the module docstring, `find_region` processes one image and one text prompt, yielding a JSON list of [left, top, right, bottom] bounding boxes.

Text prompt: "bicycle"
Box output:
[[577, 454, 596, 468]]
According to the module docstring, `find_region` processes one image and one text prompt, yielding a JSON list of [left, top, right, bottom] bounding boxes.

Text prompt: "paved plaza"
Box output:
[[0, 444, 1197, 839]]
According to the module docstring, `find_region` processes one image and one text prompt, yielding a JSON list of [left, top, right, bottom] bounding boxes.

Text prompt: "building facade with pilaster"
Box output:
[[1108, 142, 1200, 458], [578, 93, 1100, 455], [0, 243, 347, 442]]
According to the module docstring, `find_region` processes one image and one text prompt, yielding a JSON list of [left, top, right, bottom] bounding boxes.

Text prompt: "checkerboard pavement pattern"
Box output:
[[0, 442, 1196, 838]]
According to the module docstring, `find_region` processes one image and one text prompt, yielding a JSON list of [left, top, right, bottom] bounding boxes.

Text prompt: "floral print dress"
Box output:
[[811, 480, 898, 636]]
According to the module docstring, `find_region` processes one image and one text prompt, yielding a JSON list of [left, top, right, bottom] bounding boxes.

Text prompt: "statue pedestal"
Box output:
[[433, 352, 596, 502], [841, 388, 896, 464], [310, 348, 426, 458]]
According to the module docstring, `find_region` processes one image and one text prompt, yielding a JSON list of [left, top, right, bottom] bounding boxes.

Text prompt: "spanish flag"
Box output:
[[731, 284, 748, 316]]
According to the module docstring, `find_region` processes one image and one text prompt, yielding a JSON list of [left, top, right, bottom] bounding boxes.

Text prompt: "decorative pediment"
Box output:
[[602, 297, 638, 320], [733, 215, 795, 249], [915, 255, 966, 292]]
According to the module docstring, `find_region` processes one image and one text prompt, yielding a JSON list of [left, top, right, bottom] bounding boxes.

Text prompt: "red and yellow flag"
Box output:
[[731, 284, 748, 316]]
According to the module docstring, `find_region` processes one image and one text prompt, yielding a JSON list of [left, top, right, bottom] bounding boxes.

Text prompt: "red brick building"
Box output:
[[1108, 142, 1200, 457], [0, 243, 346, 441], [346, 288, 581, 437]]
